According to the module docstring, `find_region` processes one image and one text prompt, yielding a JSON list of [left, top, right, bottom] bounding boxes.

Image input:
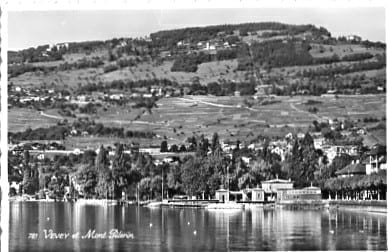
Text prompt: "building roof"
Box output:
[[261, 178, 292, 184], [302, 186, 321, 190], [335, 163, 366, 176], [216, 188, 229, 192], [369, 144, 387, 156]]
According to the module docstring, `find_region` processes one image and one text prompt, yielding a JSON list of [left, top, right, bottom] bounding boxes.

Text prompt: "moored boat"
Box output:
[[206, 202, 244, 210]]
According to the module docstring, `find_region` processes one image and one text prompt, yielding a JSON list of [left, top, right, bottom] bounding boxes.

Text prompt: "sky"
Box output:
[[8, 8, 386, 50]]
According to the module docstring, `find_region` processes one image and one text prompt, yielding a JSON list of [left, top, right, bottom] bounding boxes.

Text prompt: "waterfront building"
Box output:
[[261, 177, 293, 201], [251, 187, 265, 202], [277, 186, 322, 201], [215, 188, 229, 203], [215, 187, 265, 203]]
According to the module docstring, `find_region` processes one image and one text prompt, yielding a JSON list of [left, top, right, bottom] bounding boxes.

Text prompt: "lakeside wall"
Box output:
[[326, 199, 387, 213], [277, 199, 387, 212]]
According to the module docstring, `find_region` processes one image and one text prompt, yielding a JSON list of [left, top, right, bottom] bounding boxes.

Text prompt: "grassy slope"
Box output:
[[10, 41, 385, 89], [9, 94, 386, 147], [8, 35, 386, 147]]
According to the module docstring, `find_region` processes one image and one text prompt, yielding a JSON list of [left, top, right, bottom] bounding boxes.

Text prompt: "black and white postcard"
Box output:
[[1, 1, 387, 251]]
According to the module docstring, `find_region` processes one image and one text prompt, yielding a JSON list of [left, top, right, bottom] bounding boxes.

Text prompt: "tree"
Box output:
[[139, 177, 152, 200], [207, 82, 222, 96], [95, 145, 112, 198], [77, 164, 98, 198], [21, 150, 39, 194], [167, 164, 183, 196], [160, 140, 168, 152], [196, 135, 210, 157], [211, 132, 221, 154], [169, 144, 179, 153], [151, 175, 163, 199], [111, 144, 132, 199], [288, 134, 319, 188], [179, 145, 187, 152], [22, 150, 31, 185], [96, 145, 109, 172]]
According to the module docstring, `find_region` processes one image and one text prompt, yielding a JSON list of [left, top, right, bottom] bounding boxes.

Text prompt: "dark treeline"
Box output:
[[150, 22, 330, 49], [9, 118, 155, 141], [203, 81, 256, 96], [250, 40, 314, 68], [297, 57, 386, 77], [8, 45, 65, 64], [171, 49, 238, 72], [78, 78, 180, 93], [8, 64, 56, 78], [104, 57, 141, 73], [8, 58, 104, 78], [57, 58, 104, 71], [341, 52, 374, 62], [238, 41, 381, 71], [171, 52, 212, 72]]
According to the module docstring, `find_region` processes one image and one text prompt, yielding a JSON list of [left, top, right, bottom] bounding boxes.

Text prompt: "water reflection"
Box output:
[[9, 202, 387, 251]]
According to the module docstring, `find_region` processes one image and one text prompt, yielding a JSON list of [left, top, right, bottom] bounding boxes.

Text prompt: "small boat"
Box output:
[[145, 201, 162, 208], [206, 202, 244, 210]]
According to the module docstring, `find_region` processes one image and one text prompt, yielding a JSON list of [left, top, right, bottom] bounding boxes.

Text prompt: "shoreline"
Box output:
[[9, 196, 387, 213]]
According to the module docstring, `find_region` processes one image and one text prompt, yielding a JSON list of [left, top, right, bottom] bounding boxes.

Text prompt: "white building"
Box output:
[[365, 145, 387, 175]]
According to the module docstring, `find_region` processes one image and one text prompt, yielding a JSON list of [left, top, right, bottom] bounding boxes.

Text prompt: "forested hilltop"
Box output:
[[8, 22, 386, 96]]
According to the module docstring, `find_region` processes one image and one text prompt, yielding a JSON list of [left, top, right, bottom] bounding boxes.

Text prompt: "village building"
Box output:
[[366, 145, 387, 175], [323, 145, 360, 164], [313, 137, 325, 150], [335, 161, 365, 178], [346, 35, 362, 42]]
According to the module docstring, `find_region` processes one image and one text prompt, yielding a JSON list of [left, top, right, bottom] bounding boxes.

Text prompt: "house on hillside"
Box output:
[[347, 35, 362, 42], [335, 161, 366, 178], [366, 145, 387, 175], [323, 145, 360, 164], [313, 137, 325, 150], [139, 147, 161, 155]]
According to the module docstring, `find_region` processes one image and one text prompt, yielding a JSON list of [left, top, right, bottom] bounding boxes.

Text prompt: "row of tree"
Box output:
[[9, 118, 155, 141], [8, 57, 105, 78], [10, 131, 386, 201], [323, 171, 387, 200], [150, 22, 330, 49]]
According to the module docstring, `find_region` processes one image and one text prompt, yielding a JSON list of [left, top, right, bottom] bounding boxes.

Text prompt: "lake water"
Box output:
[[9, 202, 387, 251]]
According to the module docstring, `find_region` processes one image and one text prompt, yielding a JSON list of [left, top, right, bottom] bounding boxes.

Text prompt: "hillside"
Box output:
[[8, 22, 386, 144], [9, 22, 386, 93]]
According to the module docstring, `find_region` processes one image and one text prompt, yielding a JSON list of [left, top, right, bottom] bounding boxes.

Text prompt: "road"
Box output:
[[40, 111, 63, 120], [178, 97, 261, 112], [289, 102, 323, 121]]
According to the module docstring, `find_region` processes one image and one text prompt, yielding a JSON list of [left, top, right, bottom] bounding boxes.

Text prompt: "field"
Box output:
[[101, 59, 244, 84], [9, 94, 386, 146], [10, 68, 104, 89], [309, 43, 383, 58], [8, 108, 60, 132]]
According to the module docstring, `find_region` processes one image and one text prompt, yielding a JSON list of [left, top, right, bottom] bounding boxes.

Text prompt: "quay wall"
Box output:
[[276, 199, 387, 212], [326, 200, 387, 213]]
